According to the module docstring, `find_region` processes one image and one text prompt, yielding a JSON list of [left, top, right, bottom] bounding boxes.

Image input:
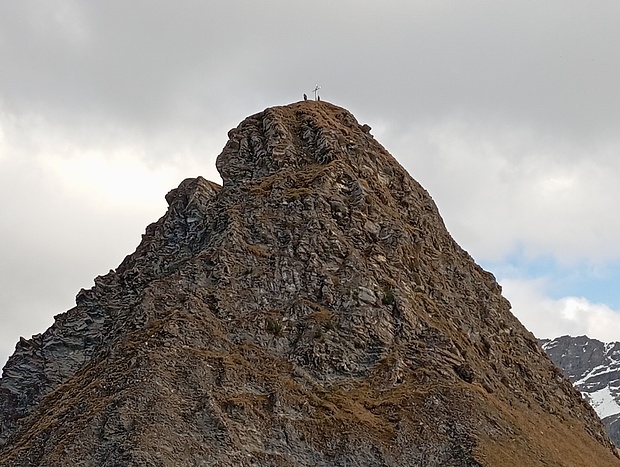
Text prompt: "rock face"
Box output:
[[1, 101, 618, 466], [540, 335, 620, 447]]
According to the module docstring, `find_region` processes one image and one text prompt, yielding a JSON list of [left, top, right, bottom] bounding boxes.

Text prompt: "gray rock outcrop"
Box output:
[[541, 335, 620, 447]]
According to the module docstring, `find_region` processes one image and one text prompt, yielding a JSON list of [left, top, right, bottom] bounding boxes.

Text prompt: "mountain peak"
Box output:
[[541, 335, 620, 447], [1, 103, 618, 466], [217, 101, 384, 186]]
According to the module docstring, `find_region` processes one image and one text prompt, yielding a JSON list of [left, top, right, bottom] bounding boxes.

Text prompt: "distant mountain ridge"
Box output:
[[540, 335, 620, 446]]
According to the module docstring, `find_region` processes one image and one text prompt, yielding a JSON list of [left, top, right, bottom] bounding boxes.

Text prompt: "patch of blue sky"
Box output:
[[481, 251, 620, 310]]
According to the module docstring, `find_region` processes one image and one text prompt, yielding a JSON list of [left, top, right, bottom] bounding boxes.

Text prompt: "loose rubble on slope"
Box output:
[[1, 101, 618, 466]]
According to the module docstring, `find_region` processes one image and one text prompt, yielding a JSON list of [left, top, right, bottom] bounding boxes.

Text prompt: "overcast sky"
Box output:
[[2, 1, 620, 367]]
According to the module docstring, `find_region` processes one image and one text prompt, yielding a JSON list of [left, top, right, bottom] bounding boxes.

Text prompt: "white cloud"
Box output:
[[379, 118, 620, 265], [3, 0, 620, 366], [0, 114, 225, 368], [501, 277, 620, 342]]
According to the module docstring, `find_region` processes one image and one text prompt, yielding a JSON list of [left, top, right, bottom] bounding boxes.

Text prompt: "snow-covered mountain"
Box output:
[[540, 335, 620, 446]]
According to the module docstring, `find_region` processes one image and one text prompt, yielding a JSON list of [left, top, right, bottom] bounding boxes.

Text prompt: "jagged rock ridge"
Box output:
[[540, 335, 620, 447], [1, 101, 618, 466]]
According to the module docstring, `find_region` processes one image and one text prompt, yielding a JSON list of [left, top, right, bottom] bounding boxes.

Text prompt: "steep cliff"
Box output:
[[1, 101, 618, 466]]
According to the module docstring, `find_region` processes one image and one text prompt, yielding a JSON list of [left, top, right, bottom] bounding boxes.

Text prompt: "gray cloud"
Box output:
[[379, 118, 620, 264], [4, 1, 619, 139], [2, 0, 620, 365], [501, 278, 620, 342]]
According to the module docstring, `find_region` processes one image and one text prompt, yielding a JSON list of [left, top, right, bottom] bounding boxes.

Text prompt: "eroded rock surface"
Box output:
[[1, 101, 618, 466]]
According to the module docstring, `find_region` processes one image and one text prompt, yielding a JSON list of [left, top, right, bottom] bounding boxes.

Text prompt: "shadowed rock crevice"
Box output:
[[1, 101, 618, 466]]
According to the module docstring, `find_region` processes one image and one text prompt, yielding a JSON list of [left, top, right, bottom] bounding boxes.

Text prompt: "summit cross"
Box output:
[[313, 85, 321, 101]]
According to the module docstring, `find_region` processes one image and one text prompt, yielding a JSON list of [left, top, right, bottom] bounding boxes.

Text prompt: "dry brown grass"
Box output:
[[468, 383, 620, 467], [245, 243, 271, 258]]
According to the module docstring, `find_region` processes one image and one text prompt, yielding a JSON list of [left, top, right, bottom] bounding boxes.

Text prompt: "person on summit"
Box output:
[[303, 93, 308, 101]]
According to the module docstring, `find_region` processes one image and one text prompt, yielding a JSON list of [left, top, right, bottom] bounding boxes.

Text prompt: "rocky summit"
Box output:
[[0, 101, 618, 466]]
